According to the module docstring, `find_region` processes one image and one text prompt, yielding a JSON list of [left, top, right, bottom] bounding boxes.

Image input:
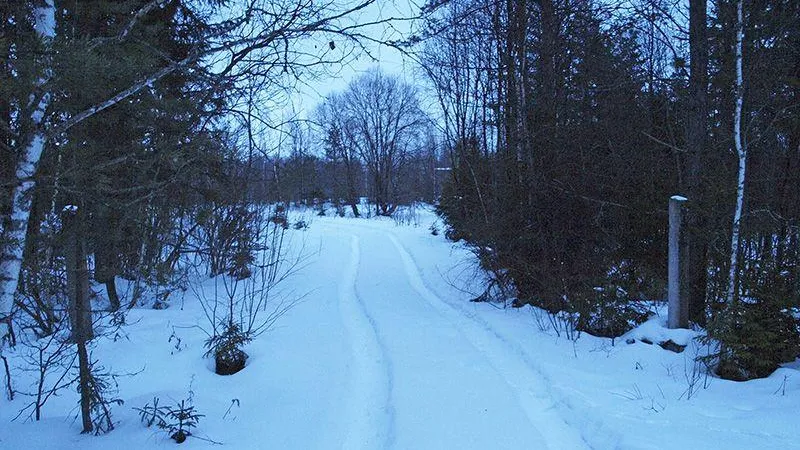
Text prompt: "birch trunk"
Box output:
[[727, 0, 746, 304], [0, 0, 55, 320]]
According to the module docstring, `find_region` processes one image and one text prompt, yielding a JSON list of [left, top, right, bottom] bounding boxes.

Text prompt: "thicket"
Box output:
[[425, 0, 799, 380], [0, 0, 391, 434]]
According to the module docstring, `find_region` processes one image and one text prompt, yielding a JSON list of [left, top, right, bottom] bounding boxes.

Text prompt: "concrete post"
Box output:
[[668, 195, 688, 329]]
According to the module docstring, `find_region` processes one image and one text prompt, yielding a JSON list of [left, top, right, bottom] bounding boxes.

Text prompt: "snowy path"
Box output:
[[337, 235, 393, 449], [5, 210, 793, 450], [329, 223, 587, 450]]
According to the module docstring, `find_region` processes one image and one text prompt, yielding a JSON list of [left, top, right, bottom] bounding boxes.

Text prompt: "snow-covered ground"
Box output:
[[2, 206, 798, 449]]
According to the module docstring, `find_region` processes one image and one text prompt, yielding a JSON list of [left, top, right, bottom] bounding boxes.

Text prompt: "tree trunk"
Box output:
[[105, 280, 120, 312], [683, 0, 710, 324], [669, 195, 689, 328], [64, 208, 93, 342], [349, 198, 361, 218], [0, 139, 44, 318], [94, 207, 121, 311], [726, 0, 746, 305], [343, 156, 361, 217], [0, 0, 55, 320], [76, 334, 93, 433], [63, 206, 94, 433]]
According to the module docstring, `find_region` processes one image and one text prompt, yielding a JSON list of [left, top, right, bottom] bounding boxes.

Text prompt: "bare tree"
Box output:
[[316, 92, 364, 217], [336, 69, 427, 216], [418, 0, 496, 151]]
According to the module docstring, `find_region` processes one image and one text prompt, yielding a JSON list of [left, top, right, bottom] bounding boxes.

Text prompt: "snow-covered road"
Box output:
[[3, 208, 797, 450], [325, 222, 586, 450]]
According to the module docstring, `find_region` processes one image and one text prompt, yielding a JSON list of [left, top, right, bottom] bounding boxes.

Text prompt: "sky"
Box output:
[[288, 0, 425, 118]]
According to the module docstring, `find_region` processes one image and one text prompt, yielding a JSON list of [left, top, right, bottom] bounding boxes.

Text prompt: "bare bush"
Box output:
[[195, 205, 304, 375]]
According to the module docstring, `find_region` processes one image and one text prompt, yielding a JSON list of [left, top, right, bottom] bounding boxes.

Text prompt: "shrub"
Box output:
[[195, 203, 298, 376], [135, 397, 204, 444], [573, 286, 651, 339], [705, 301, 800, 381], [204, 323, 250, 376]]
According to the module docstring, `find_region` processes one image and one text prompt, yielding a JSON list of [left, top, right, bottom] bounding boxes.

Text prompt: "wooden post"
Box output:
[[668, 195, 688, 328]]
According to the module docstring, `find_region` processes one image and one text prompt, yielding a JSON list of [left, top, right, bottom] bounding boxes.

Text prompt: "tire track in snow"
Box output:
[[338, 235, 395, 450], [386, 232, 594, 450]]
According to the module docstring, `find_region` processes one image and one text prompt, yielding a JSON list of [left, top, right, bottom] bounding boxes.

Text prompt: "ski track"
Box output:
[[386, 229, 625, 449], [345, 225, 553, 449], [385, 232, 593, 450], [337, 235, 395, 449], [320, 218, 611, 448]]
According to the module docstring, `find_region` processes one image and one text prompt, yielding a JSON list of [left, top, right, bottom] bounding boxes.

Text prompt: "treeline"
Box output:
[[1, 0, 255, 332], [241, 112, 440, 215], [247, 69, 441, 216], [0, 0, 397, 327], [420, 0, 799, 380], [0, 0, 397, 432]]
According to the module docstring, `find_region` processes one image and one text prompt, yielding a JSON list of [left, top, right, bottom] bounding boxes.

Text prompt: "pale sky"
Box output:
[[289, 0, 424, 117]]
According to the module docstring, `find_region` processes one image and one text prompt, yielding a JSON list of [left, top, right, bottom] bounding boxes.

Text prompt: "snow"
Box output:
[[623, 316, 699, 347], [1, 206, 798, 449], [670, 195, 687, 202], [30, 94, 50, 124], [33, 0, 56, 40]]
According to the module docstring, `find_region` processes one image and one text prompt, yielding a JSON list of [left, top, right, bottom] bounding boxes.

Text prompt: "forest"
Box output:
[[0, 0, 798, 446]]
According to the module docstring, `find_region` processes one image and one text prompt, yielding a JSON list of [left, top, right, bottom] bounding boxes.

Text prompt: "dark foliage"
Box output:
[[204, 323, 250, 376], [427, 0, 799, 378], [705, 302, 800, 381]]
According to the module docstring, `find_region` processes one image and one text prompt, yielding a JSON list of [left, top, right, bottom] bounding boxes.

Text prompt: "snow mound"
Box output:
[[623, 315, 701, 347]]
